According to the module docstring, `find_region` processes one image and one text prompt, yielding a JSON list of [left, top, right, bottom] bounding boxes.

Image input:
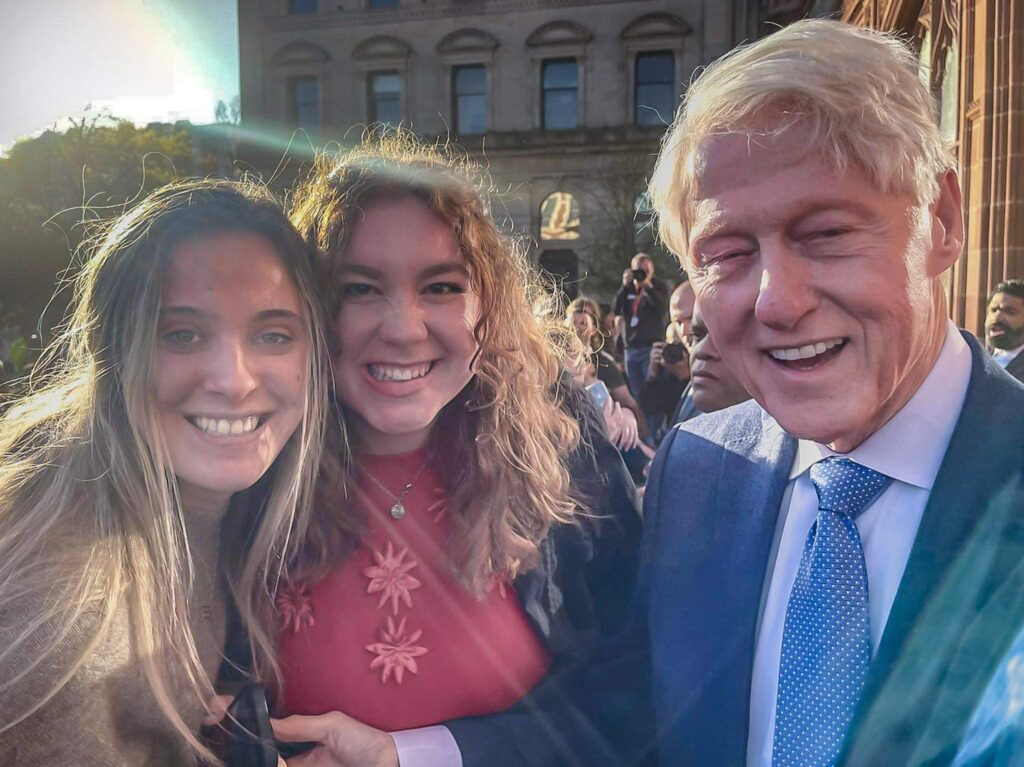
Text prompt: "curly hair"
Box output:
[[289, 131, 582, 595]]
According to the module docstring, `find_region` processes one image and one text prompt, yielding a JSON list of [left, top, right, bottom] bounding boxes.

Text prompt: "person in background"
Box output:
[[0, 180, 329, 765], [612, 253, 668, 404], [673, 302, 751, 423], [667, 281, 695, 344], [638, 310, 690, 442], [984, 278, 1024, 383], [598, 301, 623, 365], [250, 134, 641, 766], [566, 296, 643, 453]]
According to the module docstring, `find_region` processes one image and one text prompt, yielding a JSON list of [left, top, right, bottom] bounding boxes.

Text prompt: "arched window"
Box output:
[[540, 191, 581, 240]]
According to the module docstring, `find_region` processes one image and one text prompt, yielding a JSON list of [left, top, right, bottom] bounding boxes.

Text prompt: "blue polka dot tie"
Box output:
[[772, 457, 892, 767]]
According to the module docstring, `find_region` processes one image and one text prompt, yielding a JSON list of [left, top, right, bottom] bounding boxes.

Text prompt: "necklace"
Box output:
[[361, 457, 429, 520]]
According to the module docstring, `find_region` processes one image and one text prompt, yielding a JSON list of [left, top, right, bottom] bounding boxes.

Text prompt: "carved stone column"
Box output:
[[843, 0, 1024, 335]]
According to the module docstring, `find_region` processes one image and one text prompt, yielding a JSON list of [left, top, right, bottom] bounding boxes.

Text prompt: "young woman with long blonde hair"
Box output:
[[253, 134, 642, 764], [0, 179, 329, 765]]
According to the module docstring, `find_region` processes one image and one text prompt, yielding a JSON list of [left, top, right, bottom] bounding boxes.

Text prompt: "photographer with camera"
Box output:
[[612, 253, 668, 402], [637, 282, 694, 442]]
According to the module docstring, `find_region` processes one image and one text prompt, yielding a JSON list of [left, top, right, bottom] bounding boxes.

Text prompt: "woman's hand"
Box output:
[[602, 397, 625, 446], [272, 711, 398, 767], [615, 405, 641, 451], [602, 399, 640, 451]]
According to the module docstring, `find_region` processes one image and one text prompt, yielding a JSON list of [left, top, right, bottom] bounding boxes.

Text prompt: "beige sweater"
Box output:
[[0, 513, 227, 766]]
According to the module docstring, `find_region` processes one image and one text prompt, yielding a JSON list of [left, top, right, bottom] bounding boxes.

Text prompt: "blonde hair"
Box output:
[[649, 19, 957, 258], [289, 131, 581, 596], [0, 179, 328, 761]]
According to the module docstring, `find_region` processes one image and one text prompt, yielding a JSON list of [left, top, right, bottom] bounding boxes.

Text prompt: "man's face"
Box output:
[[631, 254, 654, 283], [688, 305, 749, 413], [669, 284, 696, 344], [684, 129, 961, 451], [985, 292, 1024, 350]]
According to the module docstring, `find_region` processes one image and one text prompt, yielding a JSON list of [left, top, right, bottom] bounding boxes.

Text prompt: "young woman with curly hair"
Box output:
[[0, 179, 329, 765], [257, 134, 642, 765]]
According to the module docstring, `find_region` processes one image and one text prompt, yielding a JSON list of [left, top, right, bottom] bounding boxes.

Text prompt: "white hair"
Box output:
[[649, 19, 956, 258]]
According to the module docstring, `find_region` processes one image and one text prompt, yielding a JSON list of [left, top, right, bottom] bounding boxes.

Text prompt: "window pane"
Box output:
[[289, 0, 317, 13], [544, 91, 577, 130], [457, 94, 487, 134], [543, 59, 578, 89], [372, 72, 400, 96], [453, 65, 487, 134], [375, 96, 401, 124], [542, 59, 578, 130], [289, 77, 319, 129], [635, 52, 675, 126], [636, 51, 674, 84], [454, 65, 486, 95], [369, 71, 401, 124], [635, 84, 674, 126]]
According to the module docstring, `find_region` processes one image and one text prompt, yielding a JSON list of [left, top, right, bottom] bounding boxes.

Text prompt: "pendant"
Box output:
[[390, 502, 406, 520]]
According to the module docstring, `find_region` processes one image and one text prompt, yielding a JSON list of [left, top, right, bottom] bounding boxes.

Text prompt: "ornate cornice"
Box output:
[[269, 0, 661, 32], [620, 12, 692, 40], [436, 28, 501, 54], [352, 34, 413, 61], [271, 41, 331, 65], [526, 20, 593, 47]]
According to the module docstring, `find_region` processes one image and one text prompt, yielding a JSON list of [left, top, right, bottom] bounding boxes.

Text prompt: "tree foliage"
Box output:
[[0, 117, 228, 334], [575, 170, 684, 300]]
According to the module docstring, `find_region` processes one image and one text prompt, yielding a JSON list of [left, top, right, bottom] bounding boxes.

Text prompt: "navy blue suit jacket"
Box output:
[[451, 332, 1024, 766]]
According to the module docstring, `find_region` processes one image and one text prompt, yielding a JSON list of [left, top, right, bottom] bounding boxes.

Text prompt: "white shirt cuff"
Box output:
[[390, 725, 463, 767]]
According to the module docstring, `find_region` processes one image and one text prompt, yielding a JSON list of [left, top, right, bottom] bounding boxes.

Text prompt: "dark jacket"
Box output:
[[449, 332, 1024, 767]]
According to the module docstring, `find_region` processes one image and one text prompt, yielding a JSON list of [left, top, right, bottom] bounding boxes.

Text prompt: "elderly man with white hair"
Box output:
[[262, 20, 1024, 767]]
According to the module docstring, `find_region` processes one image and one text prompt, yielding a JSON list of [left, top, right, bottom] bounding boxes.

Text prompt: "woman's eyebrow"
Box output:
[[159, 306, 214, 319], [419, 261, 468, 280], [158, 307, 301, 321], [254, 309, 303, 322], [337, 263, 383, 279]]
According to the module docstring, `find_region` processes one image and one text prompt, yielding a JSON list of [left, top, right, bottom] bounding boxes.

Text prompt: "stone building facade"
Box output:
[[237, 0, 762, 298], [843, 0, 1024, 336]]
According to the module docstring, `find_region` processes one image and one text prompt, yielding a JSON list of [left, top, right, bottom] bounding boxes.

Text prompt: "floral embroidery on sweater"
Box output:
[[363, 541, 422, 614], [276, 581, 315, 634], [366, 615, 428, 684]]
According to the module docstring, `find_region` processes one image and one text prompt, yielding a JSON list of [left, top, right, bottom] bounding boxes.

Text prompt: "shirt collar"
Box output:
[[991, 343, 1024, 361], [789, 321, 972, 490]]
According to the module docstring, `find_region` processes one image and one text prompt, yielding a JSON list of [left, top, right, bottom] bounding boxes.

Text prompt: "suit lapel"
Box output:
[[844, 335, 1024, 763], [660, 411, 796, 766]]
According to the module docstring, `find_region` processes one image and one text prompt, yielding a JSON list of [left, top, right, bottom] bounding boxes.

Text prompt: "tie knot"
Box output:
[[809, 457, 891, 520]]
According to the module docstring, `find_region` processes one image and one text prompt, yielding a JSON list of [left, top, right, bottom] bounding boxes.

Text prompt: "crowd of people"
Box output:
[[564, 257, 753, 486], [2, 18, 1024, 767]]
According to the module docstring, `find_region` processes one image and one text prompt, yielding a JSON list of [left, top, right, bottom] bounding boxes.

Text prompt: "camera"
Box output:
[[662, 343, 687, 365], [631, 268, 648, 283]]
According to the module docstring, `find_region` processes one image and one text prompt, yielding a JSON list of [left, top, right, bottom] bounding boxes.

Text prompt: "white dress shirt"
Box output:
[[991, 343, 1024, 369], [391, 726, 462, 767], [746, 322, 972, 767]]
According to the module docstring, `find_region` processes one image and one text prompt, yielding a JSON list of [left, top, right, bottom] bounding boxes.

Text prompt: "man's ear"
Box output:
[[928, 170, 964, 277]]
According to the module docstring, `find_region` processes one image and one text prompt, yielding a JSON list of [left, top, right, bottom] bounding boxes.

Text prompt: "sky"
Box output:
[[0, 0, 239, 152]]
